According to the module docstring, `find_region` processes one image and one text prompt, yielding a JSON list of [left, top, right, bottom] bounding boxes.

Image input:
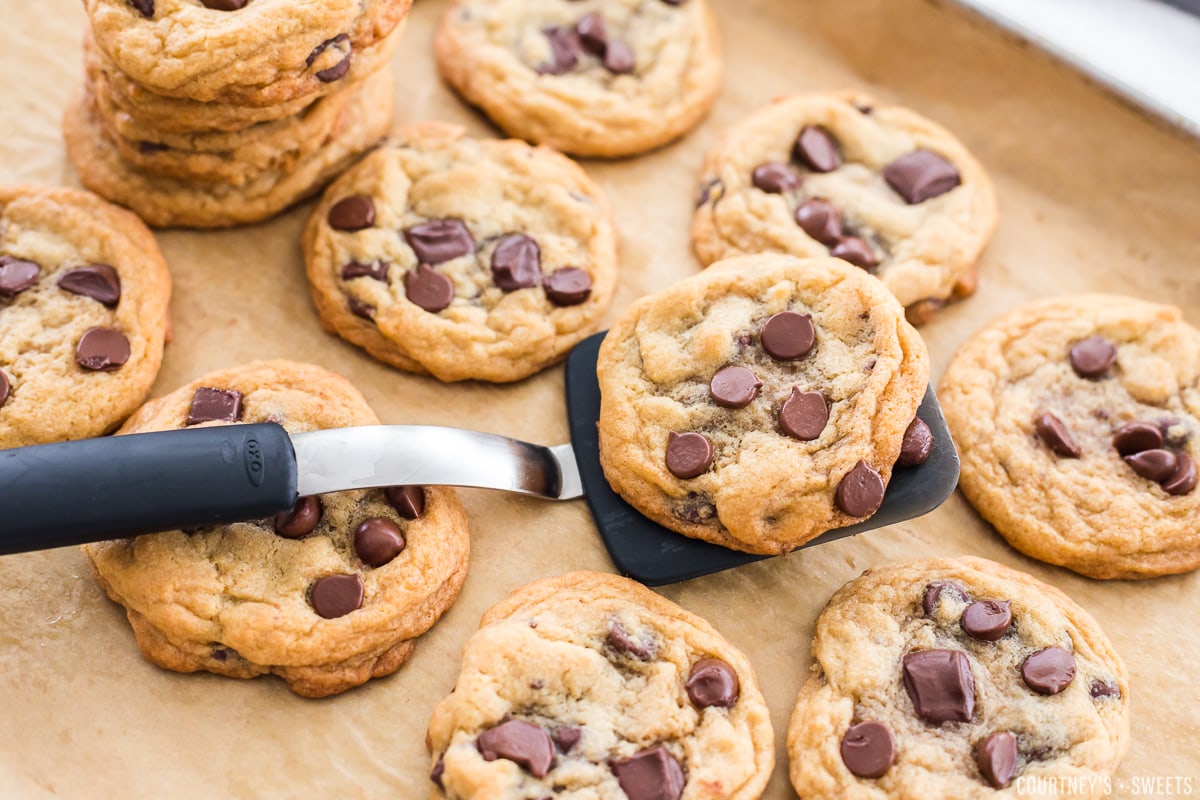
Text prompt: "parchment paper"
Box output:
[[2, 0, 1199, 796]]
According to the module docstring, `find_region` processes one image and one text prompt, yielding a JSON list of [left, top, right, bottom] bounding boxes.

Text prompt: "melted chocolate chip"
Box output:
[[386, 485, 425, 519], [1163, 453, 1197, 495], [273, 496, 322, 538], [840, 721, 895, 779], [491, 234, 542, 291], [200, 0, 249, 9], [976, 731, 1018, 789], [405, 264, 455, 312], [128, 0, 153, 17], [137, 141, 169, 154], [1089, 679, 1121, 699], [538, 26, 581, 74], [709, 366, 761, 409], [751, 162, 800, 194], [1034, 412, 1081, 458], [779, 388, 828, 441], [794, 125, 841, 172], [961, 600, 1012, 641], [923, 580, 969, 616], [604, 39, 635, 74], [575, 12, 607, 54], [794, 198, 843, 245], [610, 746, 685, 800], [0, 256, 39, 297], [430, 756, 445, 789], [58, 264, 121, 306], [0, 370, 9, 407], [675, 493, 717, 525], [1021, 647, 1076, 695], [348, 297, 374, 320], [666, 431, 713, 479], [836, 461, 884, 517], [883, 149, 961, 204], [341, 261, 390, 281], [685, 658, 739, 708], [1112, 421, 1163, 455], [354, 517, 406, 567], [404, 219, 475, 264], [1069, 336, 1117, 379], [552, 726, 582, 753], [897, 417, 933, 467], [1125, 449, 1178, 481], [187, 387, 243, 425], [760, 311, 815, 360], [607, 620, 657, 660], [543, 267, 592, 306], [477, 720, 555, 777], [830, 236, 879, 270], [327, 195, 375, 231], [310, 573, 364, 618], [74, 328, 130, 371], [308, 34, 352, 82], [902, 649, 976, 723]]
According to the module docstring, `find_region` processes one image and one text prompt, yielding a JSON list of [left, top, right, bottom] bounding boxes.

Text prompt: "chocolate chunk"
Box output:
[[898, 417, 933, 467], [538, 27, 581, 75], [839, 721, 895, 779], [430, 756, 445, 789], [385, 485, 425, 519], [58, 264, 121, 306], [1112, 421, 1163, 455], [341, 261, 390, 282], [128, 0, 153, 17], [0, 256, 39, 297], [543, 268, 592, 306], [327, 195, 375, 231], [923, 580, 969, 616], [751, 162, 800, 194], [836, 461, 885, 517], [685, 658, 739, 708], [354, 517, 406, 567], [404, 219, 475, 264], [794, 125, 841, 172], [74, 328, 130, 371], [476, 720, 555, 778], [310, 573, 364, 619], [187, 387, 243, 425], [709, 366, 761, 409], [975, 731, 1018, 789], [308, 35, 352, 82], [1089, 679, 1121, 699], [607, 620, 657, 660], [273, 496, 322, 538], [1069, 336, 1117, 379], [1163, 453, 1197, 495], [200, 0, 249, 9], [552, 726, 582, 753], [610, 746, 685, 800], [0, 370, 9, 407], [491, 234, 542, 291], [1021, 647, 1076, 695], [1034, 412, 1081, 458], [760, 311, 815, 360], [604, 39, 635, 74], [794, 198, 842, 245], [665, 431, 714, 479], [779, 388, 828, 441], [575, 12, 607, 55], [405, 264, 455, 313], [883, 149, 961, 204], [1124, 449, 1178, 481], [961, 600, 1012, 641], [902, 649, 976, 723], [348, 297, 374, 320], [830, 236, 879, 270]]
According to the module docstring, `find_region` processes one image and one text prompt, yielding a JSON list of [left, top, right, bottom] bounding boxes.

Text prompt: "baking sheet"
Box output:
[[2, 0, 1200, 796]]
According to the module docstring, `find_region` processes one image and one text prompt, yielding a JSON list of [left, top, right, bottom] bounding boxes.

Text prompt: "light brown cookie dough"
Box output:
[[0, 185, 171, 448], [426, 571, 774, 800], [787, 557, 1130, 798], [596, 253, 930, 555], [84, 360, 470, 698], [304, 121, 618, 383], [692, 91, 997, 323], [434, 0, 722, 158], [940, 295, 1200, 579]]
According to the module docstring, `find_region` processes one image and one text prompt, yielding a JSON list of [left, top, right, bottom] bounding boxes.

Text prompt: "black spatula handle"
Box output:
[[0, 423, 297, 554]]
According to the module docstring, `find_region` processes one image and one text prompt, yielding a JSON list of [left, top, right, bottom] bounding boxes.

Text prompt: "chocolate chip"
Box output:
[[187, 387, 243, 425], [58, 264, 121, 307], [200, 0, 248, 9], [274, 496, 322, 538], [603, 39, 635, 74], [1034, 412, 1081, 458], [607, 620, 657, 660], [74, 328, 129, 371], [883, 149, 961, 204], [1163, 453, 1197, 495], [675, 493, 717, 525], [137, 141, 169, 154], [0, 256, 39, 297], [1089, 679, 1121, 699], [348, 297, 374, 320], [830, 236, 879, 270], [477, 720, 555, 778], [779, 388, 828, 441], [385, 485, 425, 519], [310, 573, 364, 619], [354, 517, 406, 567], [1069, 336, 1117, 379], [1021, 647, 1076, 695], [1124, 449, 1178, 481], [341, 261, 390, 281], [430, 756, 445, 789], [685, 658, 739, 708], [405, 264, 455, 313], [307, 34, 352, 82], [794, 198, 842, 245], [538, 27, 581, 75], [0, 370, 9, 407], [404, 219, 475, 264], [665, 431, 713, 479], [839, 721, 895, 779], [610, 746, 685, 800], [128, 0, 153, 17], [751, 162, 800, 194], [897, 417, 933, 467], [923, 580, 969, 616], [794, 125, 841, 172], [211, 646, 229, 662], [696, 179, 722, 207], [836, 461, 885, 517], [543, 268, 592, 306], [975, 731, 1018, 789], [961, 600, 1012, 641], [760, 311, 815, 360], [575, 12, 607, 55], [1112, 421, 1163, 455], [491, 234, 542, 291], [709, 366, 761, 409], [552, 726, 582, 754], [327, 195, 375, 231], [902, 649, 976, 723]]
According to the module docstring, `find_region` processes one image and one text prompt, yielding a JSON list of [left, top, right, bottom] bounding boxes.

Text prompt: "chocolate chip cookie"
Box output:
[[304, 121, 618, 382], [434, 0, 723, 157], [596, 253, 930, 554], [940, 295, 1200, 579], [0, 185, 171, 448], [426, 571, 774, 799], [84, 360, 470, 698], [692, 91, 997, 324], [787, 557, 1130, 798]]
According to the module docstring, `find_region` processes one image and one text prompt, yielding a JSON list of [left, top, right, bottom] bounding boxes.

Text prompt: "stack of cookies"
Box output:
[[63, 0, 410, 229]]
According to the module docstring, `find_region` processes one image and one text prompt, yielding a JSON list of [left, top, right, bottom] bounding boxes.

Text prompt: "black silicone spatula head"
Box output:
[[563, 331, 960, 586]]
